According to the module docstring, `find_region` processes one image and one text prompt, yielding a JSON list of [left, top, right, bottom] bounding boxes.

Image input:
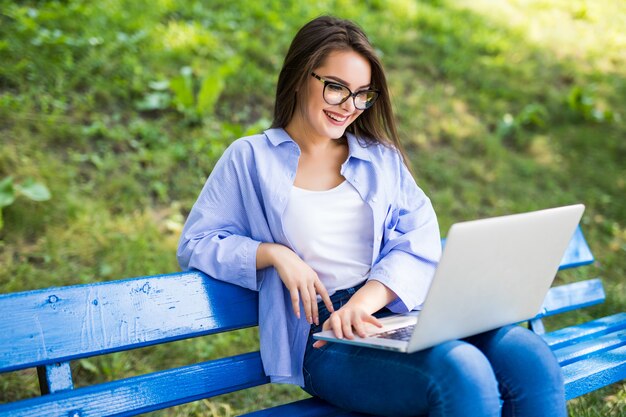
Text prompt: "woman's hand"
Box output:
[[257, 243, 333, 325], [312, 303, 383, 348], [312, 280, 395, 348]]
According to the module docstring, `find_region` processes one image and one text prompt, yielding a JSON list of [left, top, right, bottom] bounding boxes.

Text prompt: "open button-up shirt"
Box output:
[[177, 128, 441, 386]]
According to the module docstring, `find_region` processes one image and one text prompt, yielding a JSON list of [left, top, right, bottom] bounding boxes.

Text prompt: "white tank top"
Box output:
[[283, 180, 374, 295]]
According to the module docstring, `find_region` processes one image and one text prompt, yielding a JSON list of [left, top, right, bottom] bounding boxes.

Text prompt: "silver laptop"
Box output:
[[313, 204, 585, 353]]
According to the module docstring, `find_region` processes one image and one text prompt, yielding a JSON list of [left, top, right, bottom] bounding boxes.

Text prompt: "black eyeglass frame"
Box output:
[[310, 72, 380, 110]]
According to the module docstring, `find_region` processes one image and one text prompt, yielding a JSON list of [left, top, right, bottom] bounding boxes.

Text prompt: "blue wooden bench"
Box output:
[[0, 226, 624, 416]]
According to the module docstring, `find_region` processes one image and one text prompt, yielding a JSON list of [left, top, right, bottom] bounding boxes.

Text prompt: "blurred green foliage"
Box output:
[[0, 177, 50, 230], [0, 0, 624, 415]]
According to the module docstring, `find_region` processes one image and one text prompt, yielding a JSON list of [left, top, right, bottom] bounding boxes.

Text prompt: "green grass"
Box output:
[[1, 0, 624, 415]]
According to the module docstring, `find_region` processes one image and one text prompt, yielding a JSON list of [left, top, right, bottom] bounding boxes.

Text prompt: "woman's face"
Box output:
[[290, 49, 372, 141]]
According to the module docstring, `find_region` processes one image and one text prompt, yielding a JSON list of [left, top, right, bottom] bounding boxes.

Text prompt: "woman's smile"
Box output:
[[324, 109, 351, 125]]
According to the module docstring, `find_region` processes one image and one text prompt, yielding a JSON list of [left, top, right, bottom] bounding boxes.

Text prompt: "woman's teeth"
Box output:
[[324, 111, 348, 122]]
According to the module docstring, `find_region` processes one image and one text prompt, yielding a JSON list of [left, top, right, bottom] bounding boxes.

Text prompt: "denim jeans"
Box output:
[[303, 285, 567, 417]]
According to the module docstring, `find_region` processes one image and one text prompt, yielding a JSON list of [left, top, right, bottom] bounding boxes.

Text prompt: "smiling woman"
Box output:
[[176, 15, 568, 417]]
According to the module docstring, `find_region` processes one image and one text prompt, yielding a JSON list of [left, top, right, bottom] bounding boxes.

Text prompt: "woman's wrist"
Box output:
[[344, 280, 396, 314], [256, 242, 282, 269]]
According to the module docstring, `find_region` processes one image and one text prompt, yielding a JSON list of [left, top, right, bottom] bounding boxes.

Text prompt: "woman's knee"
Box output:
[[420, 341, 500, 397], [415, 341, 501, 416], [475, 325, 564, 388]]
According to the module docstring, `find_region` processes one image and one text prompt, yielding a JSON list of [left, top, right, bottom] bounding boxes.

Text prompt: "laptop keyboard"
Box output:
[[373, 324, 415, 341]]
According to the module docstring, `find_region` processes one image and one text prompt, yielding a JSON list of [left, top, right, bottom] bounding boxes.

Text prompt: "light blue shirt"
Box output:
[[177, 128, 441, 386]]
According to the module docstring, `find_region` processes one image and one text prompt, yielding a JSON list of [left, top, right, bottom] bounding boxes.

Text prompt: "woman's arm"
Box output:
[[177, 143, 265, 291], [257, 243, 333, 325], [179, 145, 334, 322]]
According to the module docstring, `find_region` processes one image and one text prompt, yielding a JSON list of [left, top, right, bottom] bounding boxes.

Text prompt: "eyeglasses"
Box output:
[[311, 72, 379, 110]]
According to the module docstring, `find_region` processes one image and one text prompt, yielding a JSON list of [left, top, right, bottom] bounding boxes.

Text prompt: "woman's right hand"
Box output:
[[257, 243, 334, 325]]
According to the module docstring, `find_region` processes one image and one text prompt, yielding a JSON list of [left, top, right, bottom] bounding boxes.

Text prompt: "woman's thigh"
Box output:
[[303, 337, 501, 417]]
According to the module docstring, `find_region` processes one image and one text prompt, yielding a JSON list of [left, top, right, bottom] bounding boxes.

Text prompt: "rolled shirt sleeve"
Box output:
[[368, 153, 442, 313], [177, 141, 265, 291]]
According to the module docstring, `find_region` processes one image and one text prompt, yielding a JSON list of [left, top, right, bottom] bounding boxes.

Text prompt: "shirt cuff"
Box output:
[[367, 251, 436, 313], [241, 238, 263, 290]]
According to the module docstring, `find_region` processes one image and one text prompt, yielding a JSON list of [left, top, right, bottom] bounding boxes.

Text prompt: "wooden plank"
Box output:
[[563, 344, 626, 400], [0, 352, 269, 417], [0, 271, 259, 373], [534, 279, 605, 319], [553, 331, 626, 366], [558, 226, 594, 270], [542, 313, 626, 349]]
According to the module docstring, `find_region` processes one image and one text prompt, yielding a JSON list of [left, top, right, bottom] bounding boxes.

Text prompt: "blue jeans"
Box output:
[[303, 286, 567, 417]]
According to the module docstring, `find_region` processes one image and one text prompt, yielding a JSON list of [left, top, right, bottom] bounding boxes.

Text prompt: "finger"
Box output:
[[308, 282, 319, 325], [363, 314, 384, 328], [330, 313, 343, 339], [315, 279, 334, 313], [313, 340, 327, 348], [289, 288, 300, 319], [321, 318, 331, 331], [353, 319, 367, 338], [300, 285, 312, 324], [342, 318, 355, 340], [313, 318, 330, 348]]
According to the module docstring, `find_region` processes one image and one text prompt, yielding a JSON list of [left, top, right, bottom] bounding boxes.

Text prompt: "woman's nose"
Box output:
[[340, 96, 356, 112]]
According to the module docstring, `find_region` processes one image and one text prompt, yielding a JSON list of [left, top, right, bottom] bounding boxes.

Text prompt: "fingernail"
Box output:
[[308, 316, 312, 324], [315, 317, 319, 325]]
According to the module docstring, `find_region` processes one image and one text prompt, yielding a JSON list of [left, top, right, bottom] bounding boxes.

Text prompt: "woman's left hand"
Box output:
[[312, 303, 383, 348]]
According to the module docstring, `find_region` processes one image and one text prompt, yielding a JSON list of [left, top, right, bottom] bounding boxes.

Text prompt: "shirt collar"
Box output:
[[264, 128, 372, 162], [345, 132, 372, 162], [264, 128, 295, 147]]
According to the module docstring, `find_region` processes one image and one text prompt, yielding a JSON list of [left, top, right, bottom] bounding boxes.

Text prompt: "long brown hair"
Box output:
[[271, 16, 408, 161]]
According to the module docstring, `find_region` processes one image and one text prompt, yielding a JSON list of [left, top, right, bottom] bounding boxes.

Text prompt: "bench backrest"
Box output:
[[0, 226, 595, 416], [0, 271, 259, 374], [0, 272, 267, 416]]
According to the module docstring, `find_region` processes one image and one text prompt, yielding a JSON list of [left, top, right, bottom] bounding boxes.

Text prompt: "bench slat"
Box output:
[[0, 271, 258, 373], [553, 330, 626, 366], [0, 352, 268, 417], [562, 344, 626, 400], [558, 226, 594, 270], [535, 279, 605, 319], [542, 313, 626, 350]]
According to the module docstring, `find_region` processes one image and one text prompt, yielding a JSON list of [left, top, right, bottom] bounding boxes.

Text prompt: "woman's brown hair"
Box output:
[[271, 15, 408, 161]]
